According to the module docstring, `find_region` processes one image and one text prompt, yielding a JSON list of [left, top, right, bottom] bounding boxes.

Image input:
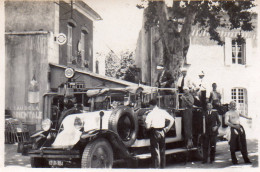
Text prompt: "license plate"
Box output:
[[49, 160, 64, 166]]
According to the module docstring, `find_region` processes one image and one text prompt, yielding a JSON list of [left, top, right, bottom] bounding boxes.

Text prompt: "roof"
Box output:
[[49, 63, 139, 87], [191, 28, 257, 39], [74, 0, 102, 21], [191, 13, 257, 39]]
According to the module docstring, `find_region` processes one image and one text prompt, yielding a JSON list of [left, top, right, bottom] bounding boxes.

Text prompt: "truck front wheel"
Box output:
[[81, 138, 113, 168]]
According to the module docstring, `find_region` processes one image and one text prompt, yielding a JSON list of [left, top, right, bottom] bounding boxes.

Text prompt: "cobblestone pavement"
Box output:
[[4, 138, 258, 169]]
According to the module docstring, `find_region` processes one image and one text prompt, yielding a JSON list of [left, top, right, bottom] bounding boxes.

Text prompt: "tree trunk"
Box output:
[[155, 1, 196, 79]]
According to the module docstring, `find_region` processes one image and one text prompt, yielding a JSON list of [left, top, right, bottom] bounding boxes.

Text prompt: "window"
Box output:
[[67, 25, 73, 63], [231, 88, 248, 116], [232, 39, 245, 65]]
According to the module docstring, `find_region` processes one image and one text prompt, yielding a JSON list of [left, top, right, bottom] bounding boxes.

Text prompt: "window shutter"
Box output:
[[244, 88, 248, 116], [224, 37, 232, 66], [245, 38, 252, 66], [241, 43, 246, 65]]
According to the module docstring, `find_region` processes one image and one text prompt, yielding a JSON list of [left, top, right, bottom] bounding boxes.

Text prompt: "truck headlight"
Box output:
[[41, 118, 52, 131], [74, 117, 83, 130]]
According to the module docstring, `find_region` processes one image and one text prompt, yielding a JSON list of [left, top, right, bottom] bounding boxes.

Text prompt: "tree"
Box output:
[[105, 50, 120, 78], [105, 50, 138, 83], [115, 51, 135, 79], [137, 0, 255, 79]]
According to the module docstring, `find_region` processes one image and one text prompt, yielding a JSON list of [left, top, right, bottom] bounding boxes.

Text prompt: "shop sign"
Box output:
[[10, 105, 42, 123]]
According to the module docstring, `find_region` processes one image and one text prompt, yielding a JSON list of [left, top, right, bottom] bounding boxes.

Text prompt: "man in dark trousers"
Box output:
[[202, 102, 221, 164], [225, 101, 252, 165], [145, 99, 175, 168], [181, 86, 194, 148]]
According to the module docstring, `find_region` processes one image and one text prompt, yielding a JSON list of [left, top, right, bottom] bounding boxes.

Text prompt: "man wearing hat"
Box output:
[[192, 71, 207, 110], [194, 71, 206, 90], [156, 65, 174, 88], [181, 86, 194, 148], [177, 67, 191, 93]]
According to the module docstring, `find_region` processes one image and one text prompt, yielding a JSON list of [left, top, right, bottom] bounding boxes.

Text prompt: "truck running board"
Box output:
[[134, 147, 197, 159]]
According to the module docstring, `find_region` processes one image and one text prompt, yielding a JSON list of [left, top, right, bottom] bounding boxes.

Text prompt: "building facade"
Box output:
[[135, 11, 258, 131], [5, 0, 135, 132], [186, 25, 258, 131]]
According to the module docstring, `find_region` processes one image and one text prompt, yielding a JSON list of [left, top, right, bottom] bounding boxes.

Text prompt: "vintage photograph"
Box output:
[[3, 0, 259, 169]]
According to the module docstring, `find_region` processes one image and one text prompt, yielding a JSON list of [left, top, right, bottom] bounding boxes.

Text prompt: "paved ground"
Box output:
[[165, 138, 258, 169], [4, 143, 31, 168], [4, 138, 258, 169]]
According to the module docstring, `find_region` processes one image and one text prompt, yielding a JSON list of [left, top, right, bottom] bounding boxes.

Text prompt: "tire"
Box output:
[[81, 138, 113, 168], [108, 106, 138, 147], [31, 157, 49, 168]]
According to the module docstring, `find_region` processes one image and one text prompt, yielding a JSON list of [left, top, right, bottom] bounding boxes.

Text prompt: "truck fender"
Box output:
[[80, 129, 132, 159]]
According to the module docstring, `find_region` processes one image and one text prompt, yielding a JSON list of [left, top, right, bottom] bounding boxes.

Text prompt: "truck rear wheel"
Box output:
[[81, 138, 113, 168]]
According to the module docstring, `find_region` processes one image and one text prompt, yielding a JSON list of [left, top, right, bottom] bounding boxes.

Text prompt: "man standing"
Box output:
[[177, 67, 191, 93], [181, 86, 194, 148], [192, 71, 207, 110], [156, 65, 174, 88], [145, 99, 175, 168], [225, 101, 252, 165], [209, 83, 222, 109], [202, 103, 221, 164]]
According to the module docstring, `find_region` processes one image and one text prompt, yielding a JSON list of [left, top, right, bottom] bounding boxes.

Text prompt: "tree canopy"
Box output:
[[137, 0, 256, 78]]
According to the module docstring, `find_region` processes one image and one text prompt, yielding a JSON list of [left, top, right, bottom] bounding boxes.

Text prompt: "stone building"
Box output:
[[5, 0, 136, 131]]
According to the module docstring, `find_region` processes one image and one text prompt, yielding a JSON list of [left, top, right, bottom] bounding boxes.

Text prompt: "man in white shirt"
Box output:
[[225, 101, 252, 165], [192, 71, 206, 91], [192, 71, 207, 110], [145, 99, 175, 168]]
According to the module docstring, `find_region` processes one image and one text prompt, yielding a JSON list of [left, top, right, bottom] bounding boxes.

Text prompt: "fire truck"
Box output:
[[20, 67, 227, 168]]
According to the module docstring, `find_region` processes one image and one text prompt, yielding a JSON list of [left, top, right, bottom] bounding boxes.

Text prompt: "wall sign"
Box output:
[[56, 33, 67, 45], [10, 105, 42, 124]]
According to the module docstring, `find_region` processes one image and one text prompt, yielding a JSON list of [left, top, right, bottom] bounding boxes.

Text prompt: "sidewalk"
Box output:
[[5, 143, 31, 167]]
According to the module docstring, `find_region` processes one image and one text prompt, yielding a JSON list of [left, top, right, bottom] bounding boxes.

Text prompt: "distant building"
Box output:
[[5, 0, 135, 131]]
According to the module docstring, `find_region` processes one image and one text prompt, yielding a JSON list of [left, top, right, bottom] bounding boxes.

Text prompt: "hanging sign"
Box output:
[[65, 67, 75, 78]]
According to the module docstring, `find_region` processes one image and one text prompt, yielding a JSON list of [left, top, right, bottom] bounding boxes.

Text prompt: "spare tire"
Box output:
[[108, 106, 138, 147]]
